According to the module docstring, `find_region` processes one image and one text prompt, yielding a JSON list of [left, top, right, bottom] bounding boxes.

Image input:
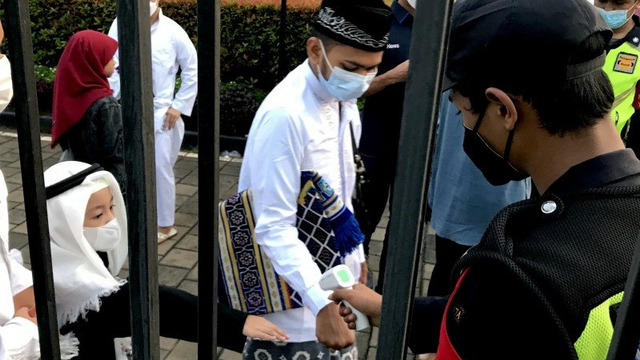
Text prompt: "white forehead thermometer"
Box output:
[[319, 265, 370, 330]]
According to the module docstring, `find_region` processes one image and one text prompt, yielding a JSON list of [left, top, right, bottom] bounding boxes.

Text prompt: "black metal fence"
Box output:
[[5, 0, 640, 358]]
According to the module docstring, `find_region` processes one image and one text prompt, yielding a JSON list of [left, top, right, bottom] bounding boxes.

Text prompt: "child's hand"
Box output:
[[243, 315, 289, 342]]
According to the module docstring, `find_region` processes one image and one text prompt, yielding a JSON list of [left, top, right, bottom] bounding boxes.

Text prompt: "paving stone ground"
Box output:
[[0, 128, 436, 360]]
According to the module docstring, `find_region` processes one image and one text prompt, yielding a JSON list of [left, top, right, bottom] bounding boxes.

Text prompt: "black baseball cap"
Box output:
[[443, 0, 612, 91]]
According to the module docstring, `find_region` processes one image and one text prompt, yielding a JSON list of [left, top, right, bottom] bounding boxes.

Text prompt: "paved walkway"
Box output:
[[0, 128, 436, 360]]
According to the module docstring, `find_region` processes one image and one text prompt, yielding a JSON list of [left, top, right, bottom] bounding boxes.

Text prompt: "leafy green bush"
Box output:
[[31, 64, 264, 137], [0, 0, 315, 90]]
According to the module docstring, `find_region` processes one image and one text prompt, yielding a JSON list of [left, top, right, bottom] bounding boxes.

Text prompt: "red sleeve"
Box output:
[[633, 81, 640, 109]]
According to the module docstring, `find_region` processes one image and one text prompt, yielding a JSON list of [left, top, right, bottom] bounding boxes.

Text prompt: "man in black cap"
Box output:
[[237, 0, 391, 358], [331, 0, 640, 357]]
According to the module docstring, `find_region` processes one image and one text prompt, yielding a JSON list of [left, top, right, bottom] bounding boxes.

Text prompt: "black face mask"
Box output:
[[462, 108, 528, 186]]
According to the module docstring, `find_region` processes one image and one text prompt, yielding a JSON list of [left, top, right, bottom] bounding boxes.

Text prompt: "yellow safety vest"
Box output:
[[604, 40, 640, 137]]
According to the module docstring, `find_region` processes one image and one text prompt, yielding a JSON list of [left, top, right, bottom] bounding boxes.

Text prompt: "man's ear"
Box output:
[[307, 37, 322, 68], [485, 87, 519, 131]]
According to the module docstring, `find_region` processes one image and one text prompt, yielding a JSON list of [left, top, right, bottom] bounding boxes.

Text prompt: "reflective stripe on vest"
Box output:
[[604, 41, 640, 134], [574, 292, 624, 360]]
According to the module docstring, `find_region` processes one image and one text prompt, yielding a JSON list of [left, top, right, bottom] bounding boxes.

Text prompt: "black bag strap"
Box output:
[[340, 102, 367, 189]]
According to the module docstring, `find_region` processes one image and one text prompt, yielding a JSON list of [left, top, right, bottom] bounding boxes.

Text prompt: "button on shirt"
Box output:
[[239, 60, 366, 342], [108, 10, 198, 130]]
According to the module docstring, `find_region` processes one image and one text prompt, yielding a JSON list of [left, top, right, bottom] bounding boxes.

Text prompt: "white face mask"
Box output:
[[407, 0, 417, 9], [83, 218, 121, 252], [149, 1, 158, 17], [317, 40, 377, 101]]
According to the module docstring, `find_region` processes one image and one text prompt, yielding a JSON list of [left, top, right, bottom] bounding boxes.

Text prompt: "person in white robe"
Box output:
[[107, 0, 198, 243]]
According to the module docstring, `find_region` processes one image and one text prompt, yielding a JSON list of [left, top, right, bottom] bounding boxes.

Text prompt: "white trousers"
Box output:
[[155, 118, 185, 227]]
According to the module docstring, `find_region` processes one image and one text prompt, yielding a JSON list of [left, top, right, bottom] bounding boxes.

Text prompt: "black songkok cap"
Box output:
[[314, 0, 392, 53]]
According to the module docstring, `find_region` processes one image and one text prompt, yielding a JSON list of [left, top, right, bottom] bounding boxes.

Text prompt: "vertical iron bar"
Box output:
[[377, 0, 453, 359], [4, 1, 61, 359], [606, 232, 640, 360], [279, 0, 287, 80], [115, 0, 160, 359], [197, 0, 221, 358]]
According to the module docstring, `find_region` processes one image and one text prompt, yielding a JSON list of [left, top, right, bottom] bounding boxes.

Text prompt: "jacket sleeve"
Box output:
[[408, 296, 448, 354], [216, 305, 248, 353], [248, 108, 333, 316], [171, 27, 197, 116], [0, 317, 40, 360]]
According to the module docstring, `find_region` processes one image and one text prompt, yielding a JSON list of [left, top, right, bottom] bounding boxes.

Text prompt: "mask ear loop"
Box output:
[[503, 129, 516, 162], [472, 106, 487, 132], [317, 39, 335, 75]]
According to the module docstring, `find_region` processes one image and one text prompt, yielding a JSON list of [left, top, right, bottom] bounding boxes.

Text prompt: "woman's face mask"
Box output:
[[316, 40, 377, 101], [83, 218, 121, 252]]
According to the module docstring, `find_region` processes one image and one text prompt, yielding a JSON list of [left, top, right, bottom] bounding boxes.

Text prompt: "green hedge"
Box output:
[[1, 0, 316, 90]]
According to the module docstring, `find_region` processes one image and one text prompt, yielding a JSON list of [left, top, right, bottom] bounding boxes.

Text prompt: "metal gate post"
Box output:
[[115, 0, 160, 359], [377, 0, 454, 358], [4, 1, 61, 358], [197, 0, 221, 358]]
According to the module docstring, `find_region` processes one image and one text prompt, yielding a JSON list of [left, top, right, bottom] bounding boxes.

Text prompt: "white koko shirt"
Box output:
[[239, 60, 366, 342], [108, 9, 198, 131], [0, 170, 39, 360]]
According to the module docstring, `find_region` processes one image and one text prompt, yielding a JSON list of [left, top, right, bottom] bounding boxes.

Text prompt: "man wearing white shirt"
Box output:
[[238, 0, 392, 358], [108, 0, 198, 243]]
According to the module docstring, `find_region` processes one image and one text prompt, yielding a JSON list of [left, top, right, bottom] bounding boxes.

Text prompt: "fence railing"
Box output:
[[7, 0, 640, 359]]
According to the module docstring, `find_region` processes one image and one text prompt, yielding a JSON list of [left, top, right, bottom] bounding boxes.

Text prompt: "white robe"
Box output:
[[108, 9, 198, 227], [239, 60, 366, 343], [0, 170, 39, 360]]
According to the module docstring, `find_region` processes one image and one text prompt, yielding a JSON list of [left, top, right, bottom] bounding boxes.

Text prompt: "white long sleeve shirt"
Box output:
[[0, 170, 39, 360], [108, 9, 198, 131], [238, 60, 366, 342]]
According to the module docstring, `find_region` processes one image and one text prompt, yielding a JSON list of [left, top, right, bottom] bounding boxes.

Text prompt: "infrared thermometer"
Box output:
[[319, 265, 370, 330]]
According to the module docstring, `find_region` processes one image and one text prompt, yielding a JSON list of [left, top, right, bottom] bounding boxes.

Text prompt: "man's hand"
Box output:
[[163, 107, 181, 130], [316, 302, 355, 350], [243, 315, 290, 342], [359, 261, 368, 285], [330, 284, 382, 327], [14, 306, 37, 325]]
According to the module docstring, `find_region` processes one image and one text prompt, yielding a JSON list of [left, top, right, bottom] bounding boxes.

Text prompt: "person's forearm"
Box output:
[[408, 296, 449, 354], [363, 72, 394, 97]]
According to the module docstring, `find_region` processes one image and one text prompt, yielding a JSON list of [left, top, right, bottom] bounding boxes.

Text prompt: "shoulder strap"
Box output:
[[340, 102, 367, 189]]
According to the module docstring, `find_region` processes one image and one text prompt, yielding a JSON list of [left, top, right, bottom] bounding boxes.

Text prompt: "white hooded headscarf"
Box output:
[[44, 161, 128, 326]]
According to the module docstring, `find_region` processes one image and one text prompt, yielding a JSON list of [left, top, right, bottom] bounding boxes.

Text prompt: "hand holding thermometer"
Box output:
[[319, 265, 370, 330]]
